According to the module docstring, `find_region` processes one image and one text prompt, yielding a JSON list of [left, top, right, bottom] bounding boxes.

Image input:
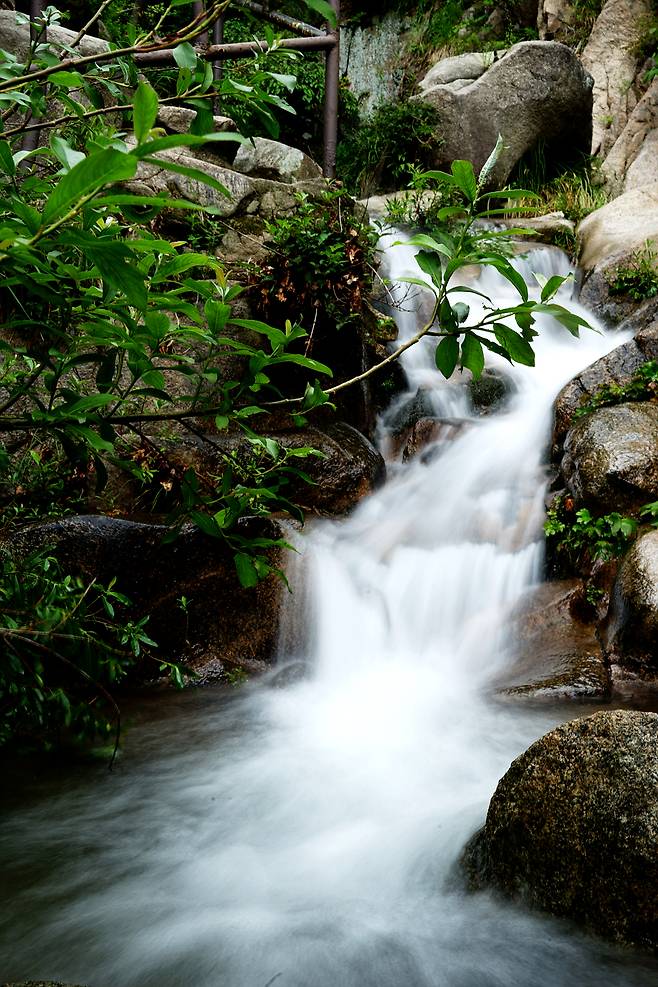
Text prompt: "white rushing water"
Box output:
[[2, 235, 657, 987]]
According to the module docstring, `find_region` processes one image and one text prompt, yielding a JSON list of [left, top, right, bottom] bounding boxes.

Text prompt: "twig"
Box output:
[[70, 0, 115, 50]]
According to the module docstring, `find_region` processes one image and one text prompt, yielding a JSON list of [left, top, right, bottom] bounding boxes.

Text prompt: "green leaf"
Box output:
[[477, 134, 504, 188], [301, 0, 338, 27], [173, 43, 198, 70], [451, 159, 478, 202], [461, 333, 485, 379], [415, 249, 444, 289], [234, 552, 260, 588], [539, 273, 571, 302], [404, 233, 452, 257], [492, 324, 535, 366], [0, 138, 15, 176], [435, 336, 459, 378], [50, 134, 86, 171], [133, 81, 159, 142], [479, 255, 529, 301], [42, 149, 138, 225]]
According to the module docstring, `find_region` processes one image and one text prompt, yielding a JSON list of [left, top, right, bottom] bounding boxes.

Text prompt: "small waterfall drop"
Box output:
[[2, 235, 656, 987]]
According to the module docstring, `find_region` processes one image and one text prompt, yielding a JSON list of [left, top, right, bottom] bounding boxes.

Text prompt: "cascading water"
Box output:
[[2, 235, 657, 987]]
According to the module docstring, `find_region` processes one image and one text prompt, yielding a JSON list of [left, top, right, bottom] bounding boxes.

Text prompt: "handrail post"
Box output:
[[322, 0, 339, 179]]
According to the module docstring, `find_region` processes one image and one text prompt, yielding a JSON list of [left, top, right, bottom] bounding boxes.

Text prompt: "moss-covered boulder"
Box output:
[[561, 402, 658, 513], [463, 710, 658, 948], [605, 529, 658, 673]]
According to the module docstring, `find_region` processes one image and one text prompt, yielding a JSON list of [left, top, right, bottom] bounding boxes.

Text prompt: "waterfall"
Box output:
[[2, 237, 656, 987]]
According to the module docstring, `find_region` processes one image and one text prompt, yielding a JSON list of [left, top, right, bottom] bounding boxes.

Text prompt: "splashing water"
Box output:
[[2, 236, 657, 987]]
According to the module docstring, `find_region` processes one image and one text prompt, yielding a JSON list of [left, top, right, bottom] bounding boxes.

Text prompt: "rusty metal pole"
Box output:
[[212, 12, 224, 114], [322, 0, 339, 179], [193, 1, 209, 47]]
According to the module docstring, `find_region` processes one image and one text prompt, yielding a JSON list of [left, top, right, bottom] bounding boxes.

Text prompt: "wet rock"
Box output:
[[578, 253, 658, 327], [414, 42, 593, 187], [400, 417, 469, 463], [470, 368, 513, 414], [602, 79, 658, 196], [5, 515, 287, 681], [561, 402, 658, 513], [552, 321, 658, 453], [165, 421, 385, 517], [463, 709, 658, 947], [497, 211, 575, 248], [233, 137, 323, 183], [499, 580, 610, 700], [581, 0, 652, 158], [383, 388, 436, 436], [577, 183, 658, 274], [605, 530, 658, 672]]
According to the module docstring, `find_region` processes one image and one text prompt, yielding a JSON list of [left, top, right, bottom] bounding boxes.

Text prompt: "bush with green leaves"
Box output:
[[0, 2, 335, 751], [607, 243, 658, 302], [336, 99, 442, 198], [544, 495, 638, 569]]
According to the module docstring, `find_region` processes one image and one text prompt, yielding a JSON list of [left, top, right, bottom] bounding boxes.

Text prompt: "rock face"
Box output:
[[537, 0, 575, 40], [561, 402, 658, 513], [414, 42, 593, 187], [577, 183, 658, 273], [157, 105, 235, 135], [499, 580, 609, 699], [605, 530, 658, 671], [233, 137, 323, 183], [463, 710, 658, 948], [602, 79, 658, 196], [166, 422, 386, 517], [581, 0, 653, 157], [552, 321, 658, 452], [6, 516, 287, 682]]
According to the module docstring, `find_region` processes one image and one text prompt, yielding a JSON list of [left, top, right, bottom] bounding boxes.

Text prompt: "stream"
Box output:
[[2, 236, 658, 987]]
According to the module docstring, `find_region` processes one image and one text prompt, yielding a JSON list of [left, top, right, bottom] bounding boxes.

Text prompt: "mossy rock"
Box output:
[[463, 710, 658, 948]]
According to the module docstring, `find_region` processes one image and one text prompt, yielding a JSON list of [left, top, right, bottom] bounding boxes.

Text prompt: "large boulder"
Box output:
[[605, 529, 658, 672], [164, 422, 386, 518], [463, 710, 658, 948], [601, 79, 658, 197], [413, 41, 593, 187], [561, 401, 658, 513], [498, 580, 609, 700], [233, 137, 323, 183], [5, 515, 287, 682], [417, 51, 496, 92], [552, 321, 658, 452], [581, 0, 653, 157], [577, 183, 658, 273], [0, 9, 107, 59]]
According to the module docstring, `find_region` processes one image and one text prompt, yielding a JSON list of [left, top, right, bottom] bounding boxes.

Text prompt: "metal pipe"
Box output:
[[193, 1, 209, 47], [133, 33, 336, 66], [322, 0, 339, 179], [212, 14, 224, 114], [232, 0, 324, 37]]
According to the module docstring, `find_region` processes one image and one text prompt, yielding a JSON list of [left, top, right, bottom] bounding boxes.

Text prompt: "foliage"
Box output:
[[574, 360, 658, 420], [251, 187, 379, 335], [544, 494, 638, 568], [379, 136, 592, 384], [0, 2, 333, 751], [511, 147, 607, 223], [336, 99, 442, 198], [0, 548, 168, 756], [607, 243, 658, 302]]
